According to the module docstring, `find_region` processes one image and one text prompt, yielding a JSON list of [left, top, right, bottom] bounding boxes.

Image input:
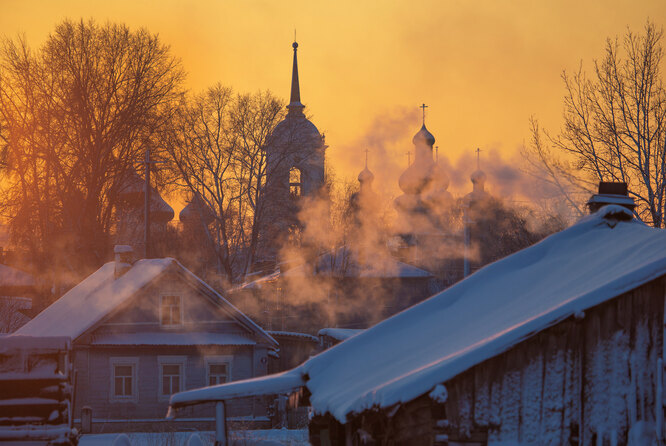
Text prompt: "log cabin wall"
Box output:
[[444, 277, 665, 445]]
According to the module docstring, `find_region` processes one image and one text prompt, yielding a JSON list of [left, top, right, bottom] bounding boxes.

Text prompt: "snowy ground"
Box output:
[[79, 429, 310, 446]]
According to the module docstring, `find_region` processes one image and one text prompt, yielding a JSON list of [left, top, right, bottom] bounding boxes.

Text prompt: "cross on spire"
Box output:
[[420, 103, 428, 125], [364, 148, 369, 169], [475, 147, 482, 170]]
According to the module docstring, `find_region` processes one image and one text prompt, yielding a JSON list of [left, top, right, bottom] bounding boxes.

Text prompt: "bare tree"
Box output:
[[0, 298, 29, 333], [165, 85, 284, 284], [0, 19, 184, 278], [524, 21, 666, 227]]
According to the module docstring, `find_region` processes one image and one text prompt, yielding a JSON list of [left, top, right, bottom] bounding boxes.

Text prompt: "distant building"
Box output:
[[115, 171, 174, 257], [233, 247, 434, 334], [14, 246, 277, 432], [260, 41, 328, 264]]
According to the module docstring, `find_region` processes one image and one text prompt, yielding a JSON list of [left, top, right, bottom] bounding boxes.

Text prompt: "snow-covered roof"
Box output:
[[169, 206, 666, 422], [90, 332, 256, 346], [267, 331, 319, 343], [14, 259, 277, 348], [0, 264, 35, 287], [168, 369, 305, 415], [318, 328, 364, 342]]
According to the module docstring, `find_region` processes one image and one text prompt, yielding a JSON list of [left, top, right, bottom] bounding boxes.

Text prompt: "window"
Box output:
[[205, 356, 233, 387], [160, 295, 182, 327], [289, 167, 302, 197], [158, 356, 186, 400], [110, 357, 138, 402]]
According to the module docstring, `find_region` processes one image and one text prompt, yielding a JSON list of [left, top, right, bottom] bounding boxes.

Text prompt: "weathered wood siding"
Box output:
[[74, 345, 256, 421], [71, 270, 270, 422], [444, 277, 664, 445]]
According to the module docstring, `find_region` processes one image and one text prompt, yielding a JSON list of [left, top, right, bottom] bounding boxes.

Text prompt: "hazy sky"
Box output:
[[1, 0, 665, 197]]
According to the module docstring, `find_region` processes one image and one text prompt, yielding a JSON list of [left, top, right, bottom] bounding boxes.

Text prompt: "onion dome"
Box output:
[[150, 194, 174, 224], [412, 124, 436, 147], [117, 171, 146, 205], [180, 195, 214, 225], [358, 167, 374, 184], [422, 161, 453, 208], [428, 161, 450, 190], [398, 160, 434, 195], [393, 193, 421, 213], [471, 169, 487, 188]]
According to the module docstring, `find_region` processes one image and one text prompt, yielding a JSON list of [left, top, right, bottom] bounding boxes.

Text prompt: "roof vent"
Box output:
[[114, 245, 133, 279], [587, 182, 636, 214]]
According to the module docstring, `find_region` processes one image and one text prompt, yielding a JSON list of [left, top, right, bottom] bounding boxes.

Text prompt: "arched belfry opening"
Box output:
[[289, 167, 302, 197], [260, 40, 328, 266]]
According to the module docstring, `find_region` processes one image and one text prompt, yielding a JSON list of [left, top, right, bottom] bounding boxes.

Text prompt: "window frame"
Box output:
[[205, 355, 233, 387], [109, 357, 139, 403], [159, 294, 183, 328], [157, 355, 187, 401]]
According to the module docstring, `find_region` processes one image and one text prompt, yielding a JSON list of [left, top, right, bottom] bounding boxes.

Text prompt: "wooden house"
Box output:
[[13, 247, 278, 432], [167, 205, 666, 445]]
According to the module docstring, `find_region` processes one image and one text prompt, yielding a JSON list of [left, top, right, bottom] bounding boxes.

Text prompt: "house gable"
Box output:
[[80, 265, 276, 348]]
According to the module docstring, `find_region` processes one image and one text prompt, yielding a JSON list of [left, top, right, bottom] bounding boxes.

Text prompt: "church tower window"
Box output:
[[289, 167, 302, 197]]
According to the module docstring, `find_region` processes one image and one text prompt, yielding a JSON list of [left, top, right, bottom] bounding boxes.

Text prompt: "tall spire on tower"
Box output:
[[287, 40, 304, 115]]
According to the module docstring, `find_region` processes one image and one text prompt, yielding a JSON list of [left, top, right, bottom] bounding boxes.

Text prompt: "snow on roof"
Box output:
[[13, 258, 277, 348], [168, 369, 305, 413], [90, 332, 256, 346], [14, 259, 170, 339], [0, 264, 35, 287], [267, 331, 319, 343], [318, 328, 364, 342], [299, 206, 666, 421], [169, 206, 666, 422]]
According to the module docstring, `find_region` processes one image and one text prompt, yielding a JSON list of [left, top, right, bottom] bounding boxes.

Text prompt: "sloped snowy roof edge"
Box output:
[[168, 368, 305, 414], [13, 258, 277, 348], [300, 206, 666, 422], [170, 260, 278, 348]]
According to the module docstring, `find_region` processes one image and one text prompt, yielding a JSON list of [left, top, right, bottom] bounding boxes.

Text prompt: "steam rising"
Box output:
[[234, 112, 577, 333]]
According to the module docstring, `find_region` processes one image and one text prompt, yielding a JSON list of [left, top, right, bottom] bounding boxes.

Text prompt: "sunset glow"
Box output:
[[1, 0, 664, 195]]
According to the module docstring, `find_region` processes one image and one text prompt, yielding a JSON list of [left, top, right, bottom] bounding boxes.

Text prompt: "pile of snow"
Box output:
[[171, 206, 666, 424], [80, 429, 309, 446]]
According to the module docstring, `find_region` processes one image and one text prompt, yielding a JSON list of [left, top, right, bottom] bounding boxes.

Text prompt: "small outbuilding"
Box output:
[[168, 205, 666, 445]]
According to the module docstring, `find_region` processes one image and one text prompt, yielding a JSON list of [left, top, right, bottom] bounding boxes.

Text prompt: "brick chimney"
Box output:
[[586, 182, 636, 214], [114, 245, 133, 279]]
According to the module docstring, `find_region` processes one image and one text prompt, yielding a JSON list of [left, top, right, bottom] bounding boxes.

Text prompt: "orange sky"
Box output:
[[1, 0, 665, 200]]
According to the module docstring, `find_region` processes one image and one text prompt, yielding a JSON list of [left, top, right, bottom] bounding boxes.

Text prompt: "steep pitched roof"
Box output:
[[14, 258, 276, 348], [169, 206, 666, 422]]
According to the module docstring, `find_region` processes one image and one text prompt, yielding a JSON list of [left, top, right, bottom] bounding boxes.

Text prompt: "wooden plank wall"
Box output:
[[444, 278, 664, 445]]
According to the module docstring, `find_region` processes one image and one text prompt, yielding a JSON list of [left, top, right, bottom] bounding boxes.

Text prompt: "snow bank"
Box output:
[[81, 429, 310, 446]]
